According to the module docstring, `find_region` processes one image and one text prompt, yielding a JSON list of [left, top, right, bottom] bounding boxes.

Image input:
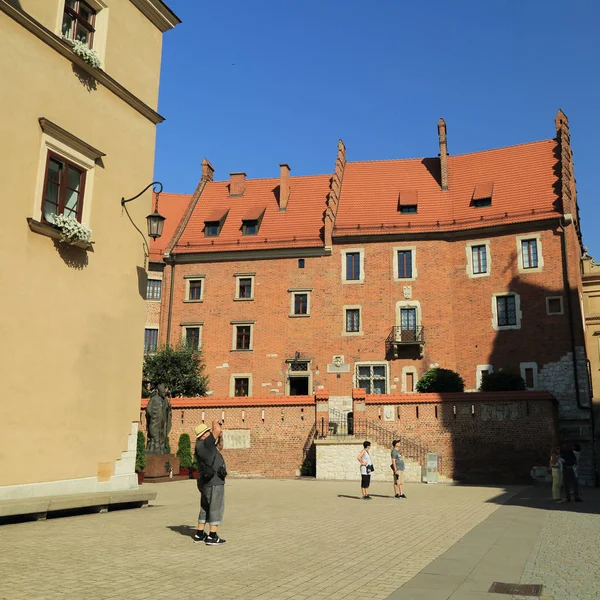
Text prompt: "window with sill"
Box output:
[[397, 250, 413, 279], [62, 1, 97, 47], [238, 277, 253, 299], [185, 327, 201, 351], [356, 364, 387, 394], [497, 295, 517, 327], [42, 152, 85, 224], [235, 325, 252, 350], [346, 252, 360, 280], [472, 245, 487, 274], [521, 239, 539, 269], [144, 329, 158, 354], [346, 309, 360, 333], [234, 377, 250, 397], [146, 279, 162, 301], [188, 280, 202, 301], [294, 293, 308, 315]]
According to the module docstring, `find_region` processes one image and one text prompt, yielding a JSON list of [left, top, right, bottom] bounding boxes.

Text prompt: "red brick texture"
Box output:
[[354, 390, 558, 483]]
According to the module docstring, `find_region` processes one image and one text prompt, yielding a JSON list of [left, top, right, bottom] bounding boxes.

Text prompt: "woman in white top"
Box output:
[[357, 441, 373, 500]]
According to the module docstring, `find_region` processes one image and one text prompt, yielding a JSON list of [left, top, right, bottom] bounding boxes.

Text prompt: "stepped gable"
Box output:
[[334, 139, 561, 236], [149, 192, 193, 261], [174, 172, 332, 253]]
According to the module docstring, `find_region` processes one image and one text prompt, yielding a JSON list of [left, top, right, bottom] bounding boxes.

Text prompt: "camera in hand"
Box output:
[[366, 465, 374, 473], [217, 466, 228, 480]]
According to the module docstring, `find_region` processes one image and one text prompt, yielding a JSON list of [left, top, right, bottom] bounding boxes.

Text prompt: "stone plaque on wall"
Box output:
[[403, 286, 412, 299], [222, 430, 251, 449], [383, 406, 395, 421], [327, 355, 350, 373]]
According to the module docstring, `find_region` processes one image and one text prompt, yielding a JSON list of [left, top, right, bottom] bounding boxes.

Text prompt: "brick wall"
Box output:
[[140, 396, 317, 478], [352, 389, 558, 483]]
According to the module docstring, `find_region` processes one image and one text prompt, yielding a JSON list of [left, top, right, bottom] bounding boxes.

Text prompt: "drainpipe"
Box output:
[[166, 257, 175, 347], [559, 217, 598, 485], [558, 217, 583, 408]]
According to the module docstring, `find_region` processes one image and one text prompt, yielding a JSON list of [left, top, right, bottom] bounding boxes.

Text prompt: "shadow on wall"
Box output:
[[444, 224, 591, 484]]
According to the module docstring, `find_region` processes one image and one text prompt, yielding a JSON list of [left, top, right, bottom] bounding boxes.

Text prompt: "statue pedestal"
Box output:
[[145, 454, 180, 479]]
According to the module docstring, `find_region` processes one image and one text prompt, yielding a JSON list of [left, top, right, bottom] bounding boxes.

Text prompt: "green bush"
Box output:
[[480, 371, 526, 392], [135, 430, 146, 473], [176, 433, 193, 469], [299, 459, 315, 477], [416, 368, 465, 393], [143, 344, 209, 397]]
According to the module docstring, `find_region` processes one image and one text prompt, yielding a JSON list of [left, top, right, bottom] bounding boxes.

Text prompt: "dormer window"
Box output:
[[62, 1, 96, 48], [241, 207, 265, 236], [472, 182, 494, 208], [203, 208, 228, 237], [398, 190, 418, 214], [399, 205, 417, 214], [242, 220, 258, 235]]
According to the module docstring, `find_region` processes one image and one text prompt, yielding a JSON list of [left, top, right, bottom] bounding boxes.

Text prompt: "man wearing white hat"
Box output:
[[194, 420, 227, 545]]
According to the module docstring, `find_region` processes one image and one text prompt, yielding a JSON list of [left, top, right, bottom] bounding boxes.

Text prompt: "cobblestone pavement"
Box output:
[[514, 488, 600, 600], [0, 479, 518, 600]]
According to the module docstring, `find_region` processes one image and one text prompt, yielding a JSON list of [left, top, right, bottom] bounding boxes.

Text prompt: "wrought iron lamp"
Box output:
[[121, 181, 165, 240]]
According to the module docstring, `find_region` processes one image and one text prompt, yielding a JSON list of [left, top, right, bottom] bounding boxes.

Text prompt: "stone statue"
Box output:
[[145, 383, 172, 454]]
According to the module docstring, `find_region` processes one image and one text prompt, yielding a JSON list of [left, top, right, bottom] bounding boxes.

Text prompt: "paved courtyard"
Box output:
[[0, 479, 598, 600]]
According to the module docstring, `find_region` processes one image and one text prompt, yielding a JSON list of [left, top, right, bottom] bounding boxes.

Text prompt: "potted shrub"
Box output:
[[176, 433, 193, 477], [135, 430, 146, 484], [190, 457, 198, 480]]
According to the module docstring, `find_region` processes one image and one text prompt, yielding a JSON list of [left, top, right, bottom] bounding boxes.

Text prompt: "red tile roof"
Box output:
[[174, 175, 332, 253], [149, 192, 193, 261], [363, 391, 555, 404], [334, 140, 561, 236]]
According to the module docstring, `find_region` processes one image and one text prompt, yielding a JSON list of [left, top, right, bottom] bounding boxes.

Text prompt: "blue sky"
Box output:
[[155, 0, 599, 256]]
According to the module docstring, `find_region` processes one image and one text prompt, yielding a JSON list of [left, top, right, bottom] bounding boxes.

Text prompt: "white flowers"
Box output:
[[70, 39, 102, 69], [54, 214, 93, 245]]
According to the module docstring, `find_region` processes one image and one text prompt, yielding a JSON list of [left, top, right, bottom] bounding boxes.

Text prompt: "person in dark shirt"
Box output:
[[193, 420, 227, 545], [560, 443, 582, 502]]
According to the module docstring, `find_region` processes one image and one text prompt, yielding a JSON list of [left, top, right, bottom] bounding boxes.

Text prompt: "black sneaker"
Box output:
[[394, 494, 401, 499], [400, 494, 407, 499], [205, 534, 226, 545], [193, 531, 206, 543]]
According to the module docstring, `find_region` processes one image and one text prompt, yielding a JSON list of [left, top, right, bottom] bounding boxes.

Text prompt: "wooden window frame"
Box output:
[[236, 325, 252, 350], [346, 252, 360, 281], [41, 151, 86, 224], [234, 377, 250, 397], [188, 279, 203, 301], [144, 328, 158, 354], [63, 0, 97, 48], [294, 293, 308, 315], [397, 250, 413, 279], [521, 239, 538, 269], [472, 245, 487, 274], [146, 279, 162, 301], [184, 326, 201, 351]]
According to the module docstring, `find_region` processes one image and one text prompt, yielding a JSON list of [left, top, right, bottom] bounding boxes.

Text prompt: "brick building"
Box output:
[[146, 110, 595, 483]]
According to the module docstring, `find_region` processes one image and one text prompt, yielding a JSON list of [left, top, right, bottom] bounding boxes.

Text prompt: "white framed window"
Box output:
[[231, 321, 254, 351], [516, 234, 544, 273], [492, 292, 522, 331], [476, 364, 494, 389], [395, 300, 422, 341], [57, 0, 109, 64], [546, 296, 564, 315], [341, 248, 364, 284], [393, 246, 417, 281], [230, 374, 253, 397], [184, 275, 205, 302], [520, 362, 538, 389], [343, 305, 363, 336], [234, 273, 255, 300], [289, 288, 311, 317], [355, 362, 388, 394], [146, 277, 162, 301], [402, 366, 418, 393], [33, 119, 102, 229], [466, 240, 491, 278], [181, 323, 203, 351]]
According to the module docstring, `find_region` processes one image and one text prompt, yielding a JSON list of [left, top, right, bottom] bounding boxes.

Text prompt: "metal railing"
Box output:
[[386, 326, 425, 344], [318, 408, 442, 473]]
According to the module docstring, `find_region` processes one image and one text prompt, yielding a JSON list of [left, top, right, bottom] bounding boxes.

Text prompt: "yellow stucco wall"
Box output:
[[0, 2, 172, 490], [582, 258, 600, 409]]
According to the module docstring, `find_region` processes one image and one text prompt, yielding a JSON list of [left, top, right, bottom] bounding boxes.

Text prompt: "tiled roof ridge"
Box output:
[[347, 138, 555, 165], [204, 172, 332, 184], [159, 191, 194, 197]]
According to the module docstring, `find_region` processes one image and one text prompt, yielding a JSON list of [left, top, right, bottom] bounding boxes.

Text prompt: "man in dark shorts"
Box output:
[[391, 440, 406, 499], [194, 420, 227, 545]]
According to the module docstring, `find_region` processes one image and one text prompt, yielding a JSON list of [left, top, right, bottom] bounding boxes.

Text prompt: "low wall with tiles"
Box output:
[[140, 394, 326, 478], [353, 390, 558, 483], [315, 439, 423, 483]]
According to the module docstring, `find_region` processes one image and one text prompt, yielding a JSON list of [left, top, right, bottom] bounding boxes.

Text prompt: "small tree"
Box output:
[[135, 430, 146, 473], [177, 433, 193, 469], [416, 368, 465, 393], [480, 371, 526, 392], [143, 344, 209, 397]]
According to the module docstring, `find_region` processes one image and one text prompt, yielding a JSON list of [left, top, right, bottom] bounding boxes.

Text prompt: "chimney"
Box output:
[[279, 164, 290, 210], [201, 158, 214, 182], [229, 172, 246, 196], [438, 117, 448, 191]]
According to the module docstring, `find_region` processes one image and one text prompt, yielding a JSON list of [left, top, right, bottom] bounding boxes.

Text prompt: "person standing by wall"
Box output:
[[357, 441, 373, 500], [194, 420, 228, 545], [391, 440, 407, 499], [550, 446, 564, 503]]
